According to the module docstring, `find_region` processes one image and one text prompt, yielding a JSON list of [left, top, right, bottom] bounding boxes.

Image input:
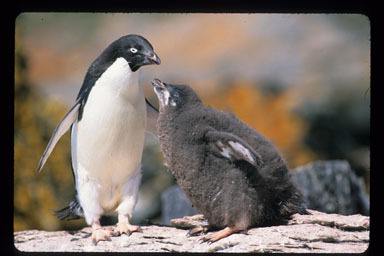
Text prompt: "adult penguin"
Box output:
[[37, 35, 160, 245], [152, 79, 308, 243]]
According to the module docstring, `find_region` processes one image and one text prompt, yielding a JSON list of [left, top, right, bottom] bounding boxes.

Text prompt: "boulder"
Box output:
[[161, 184, 199, 225], [14, 210, 369, 253], [291, 160, 369, 215]]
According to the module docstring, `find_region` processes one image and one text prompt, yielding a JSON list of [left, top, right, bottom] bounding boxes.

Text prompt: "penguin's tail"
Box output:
[[53, 197, 84, 220]]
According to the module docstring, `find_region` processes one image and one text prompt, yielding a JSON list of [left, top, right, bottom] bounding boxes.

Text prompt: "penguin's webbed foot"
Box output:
[[200, 226, 240, 243], [91, 228, 112, 245], [112, 222, 142, 236], [112, 214, 142, 237]]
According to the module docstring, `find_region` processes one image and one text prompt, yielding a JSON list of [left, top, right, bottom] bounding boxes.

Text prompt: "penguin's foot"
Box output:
[[187, 226, 209, 237], [91, 227, 112, 245], [112, 214, 142, 236], [200, 226, 240, 244], [112, 222, 142, 236]]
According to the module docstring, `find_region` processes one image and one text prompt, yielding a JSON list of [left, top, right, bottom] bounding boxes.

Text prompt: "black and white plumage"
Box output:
[[152, 79, 308, 243], [37, 35, 160, 245]]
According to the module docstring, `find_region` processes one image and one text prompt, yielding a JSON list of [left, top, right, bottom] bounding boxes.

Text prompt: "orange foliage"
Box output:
[[14, 28, 87, 232], [204, 81, 315, 168]]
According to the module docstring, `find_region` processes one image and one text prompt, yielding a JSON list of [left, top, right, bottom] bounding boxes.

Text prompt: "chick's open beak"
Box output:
[[152, 78, 168, 91]]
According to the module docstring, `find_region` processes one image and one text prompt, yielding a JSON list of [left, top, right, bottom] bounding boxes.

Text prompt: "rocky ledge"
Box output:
[[14, 210, 369, 253]]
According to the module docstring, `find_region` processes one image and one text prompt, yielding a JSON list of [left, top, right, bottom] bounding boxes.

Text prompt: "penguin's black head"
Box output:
[[152, 78, 202, 111], [106, 34, 161, 72]]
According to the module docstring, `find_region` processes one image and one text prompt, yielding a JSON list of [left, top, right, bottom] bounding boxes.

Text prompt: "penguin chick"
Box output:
[[37, 35, 161, 245], [152, 79, 308, 243]]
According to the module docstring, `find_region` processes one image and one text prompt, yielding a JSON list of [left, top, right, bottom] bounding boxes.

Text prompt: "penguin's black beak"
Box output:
[[145, 52, 161, 65], [131, 51, 161, 72]]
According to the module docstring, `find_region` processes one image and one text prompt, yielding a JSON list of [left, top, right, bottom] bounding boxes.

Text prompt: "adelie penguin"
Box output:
[[37, 35, 161, 245], [152, 78, 309, 243]]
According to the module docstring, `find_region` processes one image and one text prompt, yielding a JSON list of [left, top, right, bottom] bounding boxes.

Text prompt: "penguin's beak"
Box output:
[[146, 52, 161, 65], [152, 78, 178, 108], [152, 78, 168, 91], [131, 51, 161, 71]]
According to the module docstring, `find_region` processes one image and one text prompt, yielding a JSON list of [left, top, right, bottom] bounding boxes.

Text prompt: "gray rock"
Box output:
[[291, 160, 369, 216], [14, 210, 369, 253], [161, 184, 199, 225]]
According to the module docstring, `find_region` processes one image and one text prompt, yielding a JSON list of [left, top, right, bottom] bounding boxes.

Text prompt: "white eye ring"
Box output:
[[130, 47, 138, 53]]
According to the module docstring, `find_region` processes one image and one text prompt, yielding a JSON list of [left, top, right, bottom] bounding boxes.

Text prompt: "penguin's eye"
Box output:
[[130, 47, 138, 53]]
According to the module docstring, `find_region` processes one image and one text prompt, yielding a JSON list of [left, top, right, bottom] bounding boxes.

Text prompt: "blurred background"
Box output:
[[14, 13, 370, 232]]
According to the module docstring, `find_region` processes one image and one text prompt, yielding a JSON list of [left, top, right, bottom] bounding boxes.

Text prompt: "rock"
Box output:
[[161, 184, 200, 225], [161, 160, 370, 225], [291, 160, 369, 215], [170, 214, 209, 229], [14, 210, 369, 253]]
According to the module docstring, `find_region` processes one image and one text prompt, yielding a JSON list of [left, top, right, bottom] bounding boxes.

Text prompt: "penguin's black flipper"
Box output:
[[53, 197, 84, 220], [37, 99, 81, 173], [204, 130, 263, 167]]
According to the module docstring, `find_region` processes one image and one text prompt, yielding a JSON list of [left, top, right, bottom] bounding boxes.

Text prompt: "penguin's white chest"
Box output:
[[73, 57, 146, 211]]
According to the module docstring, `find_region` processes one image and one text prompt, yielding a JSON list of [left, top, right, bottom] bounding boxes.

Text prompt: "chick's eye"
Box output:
[[130, 47, 138, 53], [173, 91, 180, 98]]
